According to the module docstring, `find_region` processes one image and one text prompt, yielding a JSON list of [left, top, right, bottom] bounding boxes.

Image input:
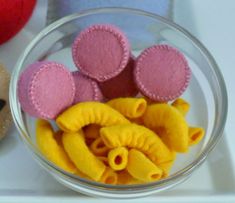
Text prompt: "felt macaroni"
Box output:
[[158, 160, 175, 178], [188, 127, 205, 146], [62, 130, 106, 181], [107, 98, 147, 118], [171, 98, 190, 116], [83, 124, 101, 139], [127, 149, 163, 182], [90, 137, 109, 156], [143, 104, 189, 152], [56, 102, 130, 132], [36, 119, 76, 173], [100, 124, 173, 164], [100, 167, 118, 185], [117, 170, 143, 185], [97, 156, 109, 166], [108, 147, 128, 171]]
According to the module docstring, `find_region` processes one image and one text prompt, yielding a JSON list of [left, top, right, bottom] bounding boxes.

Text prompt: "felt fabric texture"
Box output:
[[107, 147, 128, 171], [188, 127, 205, 146], [100, 124, 173, 165], [134, 45, 191, 102], [0, 0, 36, 44], [99, 167, 118, 184], [0, 64, 12, 140], [36, 119, 76, 173], [56, 102, 130, 132], [17, 61, 75, 119], [72, 24, 130, 82], [107, 97, 147, 118], [143, 103, 189, 153], [99, 56, 138, 99], [62, 130, 106, 181], [127, 149, 163, 182], [171, 98, 190, 116], [72, 71, 103, 104]]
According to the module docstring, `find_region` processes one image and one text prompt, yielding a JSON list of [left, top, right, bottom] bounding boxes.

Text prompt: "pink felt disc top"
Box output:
[[17, 61, 75, 119], [134, 45, 191, 102], [72, 24, 130, 82]]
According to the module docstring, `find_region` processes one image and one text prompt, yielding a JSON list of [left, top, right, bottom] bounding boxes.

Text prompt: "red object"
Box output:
[[0, 0, 36, 45]]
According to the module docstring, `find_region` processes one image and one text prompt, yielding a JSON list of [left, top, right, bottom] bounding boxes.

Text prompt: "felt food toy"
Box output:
[[90, 137, 109, 156], [62, 130, 106, 181], [36, 119, 76, 173], [117, 170, 143, 185], [143, 104, 189, 152], [171, 98, 190, 116], [107, 98, 147, 118], [127, 149, 163, 182], [100, 167, 118, 184], [100, 124, 173, 165], [188, 127, 205, 146], [108, 147, 129, 171], [83, 124, 101, 139], [0, 0, 36, 44], [0, 64, 12, 140], [56, 102, 130, 132]]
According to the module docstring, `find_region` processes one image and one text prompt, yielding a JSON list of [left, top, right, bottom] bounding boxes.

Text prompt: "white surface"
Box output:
[[1, 0, 235, 202]]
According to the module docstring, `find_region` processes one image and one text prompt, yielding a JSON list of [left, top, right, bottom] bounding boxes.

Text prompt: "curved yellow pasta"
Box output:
[[97, 156, 109, 166], [158, 160, 175, 178], [100, 167, 118, 185], [62, 131, 106, 181], [188, 127, 205, 146], [90, 137, 109, 156], [171, 98, 190, 116], [56, 102, 130, 132], [36, 119, 76, 173], [83, 124, 101, 139], [117, 170, 144, 185], [100, 124, 173, 164], [108, 147, 128, 171], [127, 149, 163, 182], [143, 104, 189, 152], [107, 98, 147, 118]]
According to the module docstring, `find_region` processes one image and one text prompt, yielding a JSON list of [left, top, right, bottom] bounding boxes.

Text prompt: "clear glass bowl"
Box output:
[[9, 8, 227, 198]]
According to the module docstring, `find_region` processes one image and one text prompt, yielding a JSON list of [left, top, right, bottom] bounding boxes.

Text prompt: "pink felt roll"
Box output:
[[72, 24, 130, 82], [98, 56, 138, 99], [134, 44, 191, 102], [18, 61, 75, 119], [72, 71, 103, 104]]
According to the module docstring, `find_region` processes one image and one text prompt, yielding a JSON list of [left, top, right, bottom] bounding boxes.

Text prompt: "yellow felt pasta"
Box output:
[[108, 147, 128, 171], [62, 131, 106, 181], [188, 127, 205, 146], [97, 156, 109, 166], [143, 104, 189, 152], [90, 137, 109, 156], [172, 98, 190, 116], [107, 98, 147, 118], [100, 124, 173, 165], [56, 102, 130, 132], [100, 167, 118, 185], [158, 160, 175, 178], [117, 170, 144, 185], [83, 124, 101, 139], [127, 149, 163, 182], [36, 119, 76, 173]]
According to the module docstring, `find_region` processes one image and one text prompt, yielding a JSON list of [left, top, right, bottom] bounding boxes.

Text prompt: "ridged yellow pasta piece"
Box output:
[[107, 98, 147, 118], [90, 137, 109, 156], [143, 104, 189, 152], [117, 170, 144, 185], [127, 149, 163, 182], [62, 131, 106, 181], [188, 127, 205, 146], [100, 124, 173, 164], [158, 160, 175, 178], [172, 98, 190, 116], [56, 102, 130, 132], [108, 147, 128, 171], [100, 167, 118, 185], [36, 119, 76, 173], [83, 124, 101, 139]]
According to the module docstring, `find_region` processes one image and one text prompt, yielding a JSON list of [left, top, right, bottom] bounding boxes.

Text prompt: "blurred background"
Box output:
[[0, 0, 234, 202]]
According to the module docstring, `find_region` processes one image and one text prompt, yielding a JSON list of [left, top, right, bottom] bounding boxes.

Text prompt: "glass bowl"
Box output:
[[9, 8, 227, 198]]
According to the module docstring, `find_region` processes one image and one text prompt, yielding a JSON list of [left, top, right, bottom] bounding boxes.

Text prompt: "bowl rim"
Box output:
[[9, 7, 228, 191]]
